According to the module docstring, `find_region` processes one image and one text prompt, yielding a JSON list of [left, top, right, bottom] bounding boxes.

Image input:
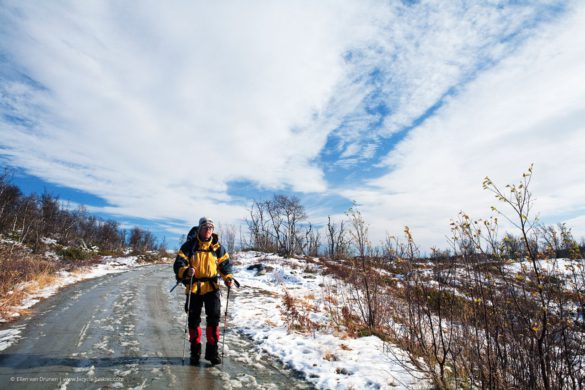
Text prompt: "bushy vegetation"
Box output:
[[246, 166, 585, 389], [339, 167, 584, 389]]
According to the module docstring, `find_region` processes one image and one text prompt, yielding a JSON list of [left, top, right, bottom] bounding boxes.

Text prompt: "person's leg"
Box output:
[[187, 294, 204, 363], [203, 291, 222, 364]]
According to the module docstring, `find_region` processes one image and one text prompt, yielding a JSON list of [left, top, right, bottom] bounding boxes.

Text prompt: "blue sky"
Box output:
[[1, 1, 585, 251]]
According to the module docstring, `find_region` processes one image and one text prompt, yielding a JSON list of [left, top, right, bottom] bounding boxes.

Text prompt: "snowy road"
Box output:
[[0, 264, 313, 389]]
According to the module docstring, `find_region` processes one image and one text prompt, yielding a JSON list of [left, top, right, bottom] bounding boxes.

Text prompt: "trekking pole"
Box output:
[[169, 280, 181, 293], [221, 278, 240, 366], [182, 274, 194, 366], [221, 284, 231, 366]]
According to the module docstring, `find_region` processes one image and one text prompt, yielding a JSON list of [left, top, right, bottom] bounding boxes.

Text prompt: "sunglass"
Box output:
[[201, 225, 214, 230]]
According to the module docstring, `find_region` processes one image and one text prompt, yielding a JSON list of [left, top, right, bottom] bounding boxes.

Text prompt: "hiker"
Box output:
[[173, 217, 233, 365]]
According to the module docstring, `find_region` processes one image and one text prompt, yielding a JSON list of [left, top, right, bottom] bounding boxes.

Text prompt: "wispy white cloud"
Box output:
[[341, 2, 585, 250], [0, 1, 375, 226], [325, 1, 567, 165]]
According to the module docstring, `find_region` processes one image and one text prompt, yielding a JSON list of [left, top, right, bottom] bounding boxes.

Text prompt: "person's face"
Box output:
[[199, 224, 213, 240]]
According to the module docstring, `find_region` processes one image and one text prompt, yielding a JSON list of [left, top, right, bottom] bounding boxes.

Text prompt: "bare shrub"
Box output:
[[389, 166, 585, 389], [281, 288, 319, 334], [326, 216, 350, 260]]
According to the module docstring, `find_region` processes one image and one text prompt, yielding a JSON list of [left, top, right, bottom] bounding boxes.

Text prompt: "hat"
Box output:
[[198, 216, 214, 228]]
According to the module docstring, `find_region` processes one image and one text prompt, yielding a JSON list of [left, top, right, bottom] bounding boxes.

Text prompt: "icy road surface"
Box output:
[[0, 264, 313, 389]]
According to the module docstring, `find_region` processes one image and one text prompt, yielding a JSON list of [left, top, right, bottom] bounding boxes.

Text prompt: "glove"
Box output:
[[225, 277, 233, 287], [184, 267, 195, 278]]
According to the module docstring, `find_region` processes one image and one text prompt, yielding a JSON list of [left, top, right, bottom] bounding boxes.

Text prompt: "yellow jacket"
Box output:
[[173, 232, 232, 295]]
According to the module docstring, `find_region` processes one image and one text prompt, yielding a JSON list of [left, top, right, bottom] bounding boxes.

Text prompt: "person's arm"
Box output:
[[216, 245, 233, 286], [173, 241, 193, 282]]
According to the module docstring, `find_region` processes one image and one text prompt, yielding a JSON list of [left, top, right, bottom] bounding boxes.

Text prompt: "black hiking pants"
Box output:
[[186, 290, 221, 328]]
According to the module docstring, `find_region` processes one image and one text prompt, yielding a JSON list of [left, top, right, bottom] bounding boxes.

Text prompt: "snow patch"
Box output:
[[0, 326, 24, 351]]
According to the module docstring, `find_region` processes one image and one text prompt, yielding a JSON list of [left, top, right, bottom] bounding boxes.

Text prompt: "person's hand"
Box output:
[[225, 277, 233, 287], [185, 267, 195, 278]]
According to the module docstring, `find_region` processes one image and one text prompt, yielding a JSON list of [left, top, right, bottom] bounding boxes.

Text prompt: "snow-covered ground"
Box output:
[[0, 256, 142, 350], [231, 251, 428, 389], [506, 257, 584, 283]]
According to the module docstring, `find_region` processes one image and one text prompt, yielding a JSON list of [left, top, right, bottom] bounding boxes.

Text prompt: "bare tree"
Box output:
[[347, 202, 369, 258], [128, 227, 141, 252], [266, 197, 285, 252], [326, 216, 349, 259], [246, 200, 273, 251], [97, 220, 123, 251], [0, 169, 20, 231], [278, 195, 307, 256], [301, 223, 321, 257], [218, 223, 236, 254], [248, 195, 307, 256]]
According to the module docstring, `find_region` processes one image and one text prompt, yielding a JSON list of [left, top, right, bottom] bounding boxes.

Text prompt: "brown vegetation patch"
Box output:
[[323, 351, 337, 361], [265, 319, 278, 327], [281, 289, 320, 333], [0, 247, 60, 295], [0, 246, 62, 321]]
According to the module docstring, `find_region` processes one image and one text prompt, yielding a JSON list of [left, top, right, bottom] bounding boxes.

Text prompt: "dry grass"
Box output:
[[265, 319, 278, 327], [340, 343, 352, 351], [0, 269, 60, 321], [324, 295, 338, 305], [298, 298, 317, 313], [281, 289, 320, 333], [0, 289, 28, 316], [333, 330, 351, 340], [0, 248, 60, 320], [323, 350, 338, 361], [0, 244, 61, 321], [25, 271, 59, 291], [0, 247, 59, 291]]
